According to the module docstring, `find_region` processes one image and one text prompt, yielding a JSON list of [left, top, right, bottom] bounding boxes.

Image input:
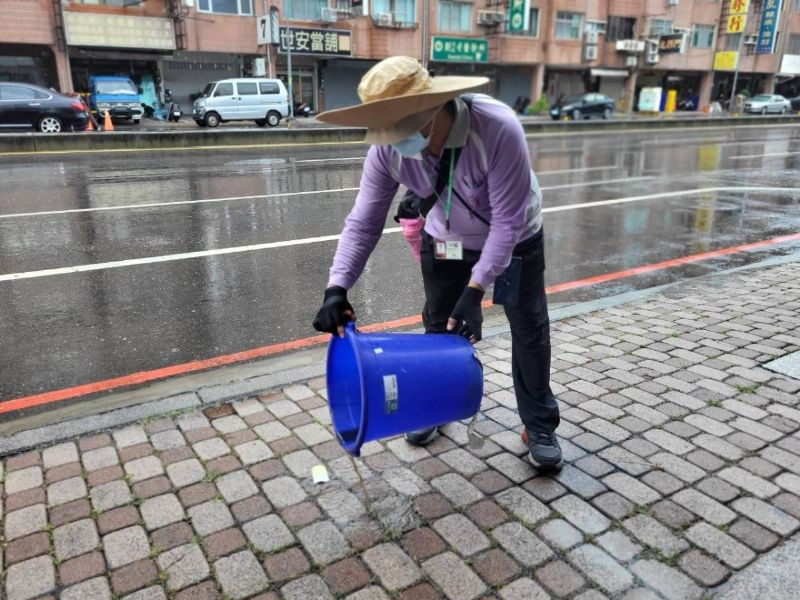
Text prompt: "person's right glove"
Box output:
[[312, 286, 355, 336], [447, 286, 484, 343]]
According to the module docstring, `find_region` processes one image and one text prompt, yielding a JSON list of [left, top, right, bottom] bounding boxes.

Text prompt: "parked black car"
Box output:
[[790, 96, 800, 112], [0, 82, 88, 133], [550, 93, 616, 120]]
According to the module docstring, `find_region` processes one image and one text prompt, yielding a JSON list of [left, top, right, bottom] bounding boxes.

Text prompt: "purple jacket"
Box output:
[[329, 95, 542, 290]]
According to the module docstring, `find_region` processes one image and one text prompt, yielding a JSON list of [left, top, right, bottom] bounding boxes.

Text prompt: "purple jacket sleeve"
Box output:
[[328, 146, 400, 289], [470, 112, 532, 290]]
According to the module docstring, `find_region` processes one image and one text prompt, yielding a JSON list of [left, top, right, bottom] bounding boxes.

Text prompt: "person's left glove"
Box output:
[[448, 286, 484, 342], [312, 286, 355, 335]]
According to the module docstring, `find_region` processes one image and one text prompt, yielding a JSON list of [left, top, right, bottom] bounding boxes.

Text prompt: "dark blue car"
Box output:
[[0, 82, 88, 133]]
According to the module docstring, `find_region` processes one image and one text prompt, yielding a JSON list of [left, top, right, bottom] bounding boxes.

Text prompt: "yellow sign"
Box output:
[[730, 0, 749, 14], [727, 14, 747, 33], [714, 51, 739, 70], [727, 0, 749, 32], [64, 12, 176, 50]]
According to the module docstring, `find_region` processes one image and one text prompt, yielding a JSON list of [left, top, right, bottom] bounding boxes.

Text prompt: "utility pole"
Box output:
[[729, 29, 745, 111], [421, 0, 429, 68], [285, 11, 294, 120]]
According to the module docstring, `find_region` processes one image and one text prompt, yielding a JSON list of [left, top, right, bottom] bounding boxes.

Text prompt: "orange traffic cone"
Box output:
[[102, 110, 114, 132], [85, 114, 95, 131]]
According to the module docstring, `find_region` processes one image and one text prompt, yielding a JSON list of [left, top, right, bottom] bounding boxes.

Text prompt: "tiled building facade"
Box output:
[[1, 0, 799, 113]]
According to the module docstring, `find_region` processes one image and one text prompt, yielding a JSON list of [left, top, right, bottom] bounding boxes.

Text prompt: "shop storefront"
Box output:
[[270, 26, 355, 113], [161, 52, 240, 113], [0, 43, 59, 88], [636, 71, 704, 110], [544, 68, 589, 103], [64, 11, 176, 112]]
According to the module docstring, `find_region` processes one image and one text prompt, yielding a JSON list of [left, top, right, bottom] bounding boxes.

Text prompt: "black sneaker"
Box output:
[[404, 427, 438, 446], [526, 429, 563, 473]]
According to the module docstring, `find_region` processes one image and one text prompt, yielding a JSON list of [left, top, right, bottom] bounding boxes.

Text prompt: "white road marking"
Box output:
[[541, 176, 653, 190], [294, 157, 364, 163], [731, 151, 800, 160], [0, 166, 624, 220], [0, 188, 361, 219], [2, 186, 798, 283]]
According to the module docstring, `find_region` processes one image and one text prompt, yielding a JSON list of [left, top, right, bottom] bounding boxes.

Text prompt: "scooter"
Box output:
[[165, 89, 183, 122], [294, 101, 315, 118]]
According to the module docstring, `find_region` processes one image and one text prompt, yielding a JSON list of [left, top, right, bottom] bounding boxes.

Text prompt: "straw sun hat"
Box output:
[[317, 56, 489, 145]]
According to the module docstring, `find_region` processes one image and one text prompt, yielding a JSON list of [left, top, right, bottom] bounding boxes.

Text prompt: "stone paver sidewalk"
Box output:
[[2, 261, 800, 600]]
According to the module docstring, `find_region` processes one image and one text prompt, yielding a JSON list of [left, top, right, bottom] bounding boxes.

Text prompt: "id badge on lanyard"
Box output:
[[434, 234, 464, 261], [432, 147, 464, 261]]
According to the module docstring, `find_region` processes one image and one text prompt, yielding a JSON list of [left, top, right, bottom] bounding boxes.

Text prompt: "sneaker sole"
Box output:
[[404, 428, 438, 447], [529, 454, 564, 473]]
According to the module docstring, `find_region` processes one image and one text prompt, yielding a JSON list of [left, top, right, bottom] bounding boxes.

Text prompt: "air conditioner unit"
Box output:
[[477, 10, 504, 25], [667, 0, 679, 5], [646, 48, 660, 63], [625, 55, 638, 68], [585, 30, 599, 45], [744, 35, 758, 45], [584, 45, 598, 61], [377, 12, 394, 26], [320, 7, 338, 23]]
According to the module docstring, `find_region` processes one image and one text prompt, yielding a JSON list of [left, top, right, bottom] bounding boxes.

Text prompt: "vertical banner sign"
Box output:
[[756, 0, 782, 54], [508, 0, 526, 33], [726, 0, 749, 34]]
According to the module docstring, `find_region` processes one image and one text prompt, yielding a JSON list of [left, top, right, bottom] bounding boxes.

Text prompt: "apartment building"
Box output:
[[1, 0, 799, 114]]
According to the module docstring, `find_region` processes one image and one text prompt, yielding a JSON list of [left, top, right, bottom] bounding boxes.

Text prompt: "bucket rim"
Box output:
[[326, 322, 368, 456]]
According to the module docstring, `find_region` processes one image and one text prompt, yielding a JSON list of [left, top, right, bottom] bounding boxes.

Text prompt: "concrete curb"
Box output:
[[1, 115, 798, 154], [2, 250, 798, 457]]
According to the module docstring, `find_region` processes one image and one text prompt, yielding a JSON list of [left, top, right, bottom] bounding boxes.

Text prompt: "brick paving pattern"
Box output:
[[2, 262, 800, 599]]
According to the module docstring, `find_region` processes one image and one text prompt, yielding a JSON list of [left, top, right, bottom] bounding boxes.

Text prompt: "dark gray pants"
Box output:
[[420, 229, 560, 434]]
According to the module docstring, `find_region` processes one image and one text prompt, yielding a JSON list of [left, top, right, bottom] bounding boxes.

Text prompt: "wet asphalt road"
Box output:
[[1, 125, 799, 408]]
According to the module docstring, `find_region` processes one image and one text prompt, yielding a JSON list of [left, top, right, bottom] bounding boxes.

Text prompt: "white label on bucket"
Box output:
[[374, 347, 383, 355], [383, 374, 398, 415]]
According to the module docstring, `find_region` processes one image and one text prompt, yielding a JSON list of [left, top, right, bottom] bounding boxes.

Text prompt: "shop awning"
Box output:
[[590, 68, 628, 78]]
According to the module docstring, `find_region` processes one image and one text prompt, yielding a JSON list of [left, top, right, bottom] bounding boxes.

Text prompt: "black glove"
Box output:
[[312, 286, 355, 334], [449, 286, 484, 342]]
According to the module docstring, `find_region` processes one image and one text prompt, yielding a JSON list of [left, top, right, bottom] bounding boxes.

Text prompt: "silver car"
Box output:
[[744, 94, 791, 114], [193, 78, 290, 128]]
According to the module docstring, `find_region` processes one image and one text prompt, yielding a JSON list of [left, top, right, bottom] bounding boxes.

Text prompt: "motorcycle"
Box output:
[[164, 89, 183, 122], [294, 100, 315, 118]]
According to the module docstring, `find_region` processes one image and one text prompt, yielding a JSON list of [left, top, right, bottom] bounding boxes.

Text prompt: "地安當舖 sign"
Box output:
[[431, 37, 488, 63], [279, 28, 352, 56], [756, 0, 782, 54]]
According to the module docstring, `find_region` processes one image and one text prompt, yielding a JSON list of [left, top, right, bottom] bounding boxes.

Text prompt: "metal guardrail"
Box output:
[[0, 115, 798, 154]]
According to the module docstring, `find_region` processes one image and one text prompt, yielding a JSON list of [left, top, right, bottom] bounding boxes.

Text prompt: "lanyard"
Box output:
[[422, 147, 457, 234]]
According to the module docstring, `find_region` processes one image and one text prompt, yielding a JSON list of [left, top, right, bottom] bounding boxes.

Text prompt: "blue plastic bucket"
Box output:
[[326, 323, 483, 456]]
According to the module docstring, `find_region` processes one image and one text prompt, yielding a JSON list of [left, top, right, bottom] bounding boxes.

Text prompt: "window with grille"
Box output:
[[555, 12, 583, 40], [372, 0, 416, 24], [649, 19, 673, 37], [789, 34, 800, 55], [726, 33, 742, 50], [606, 17, 635, 42], [691, 24, 715, 49], [438, 1, 471, 33], [508, 7, 539, 37], [283, 0, 326, 20], [198, 0, 253, 15]]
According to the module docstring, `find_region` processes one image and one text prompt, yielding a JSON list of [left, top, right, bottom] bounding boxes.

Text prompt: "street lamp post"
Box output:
[[421, 0, 430, 69], [285, 13, 294, 121]]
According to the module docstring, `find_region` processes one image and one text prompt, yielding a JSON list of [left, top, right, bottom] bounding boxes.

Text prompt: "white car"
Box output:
[[744, 94, 791, 114], [193, 78, 290, 128]]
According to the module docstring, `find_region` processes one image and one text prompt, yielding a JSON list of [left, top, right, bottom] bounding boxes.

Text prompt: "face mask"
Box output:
[[392, 130, 431, 158]]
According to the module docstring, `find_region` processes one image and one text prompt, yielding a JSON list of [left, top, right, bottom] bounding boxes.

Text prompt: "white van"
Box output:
[[193, 78, 289, 128]]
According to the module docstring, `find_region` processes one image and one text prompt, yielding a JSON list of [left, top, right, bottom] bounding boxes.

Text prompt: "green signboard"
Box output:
[[509, 0, 526, 32], [431, 36, 488, 63]]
